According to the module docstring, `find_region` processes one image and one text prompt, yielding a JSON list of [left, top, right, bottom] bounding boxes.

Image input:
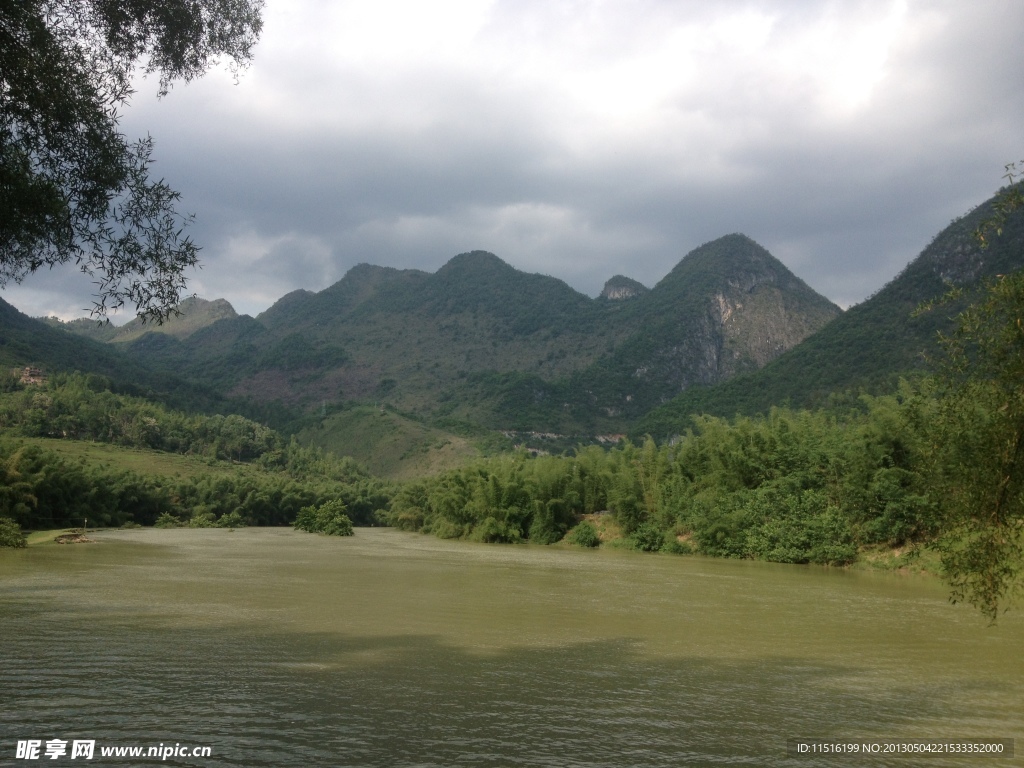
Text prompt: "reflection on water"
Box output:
[[1, 528, 1021, 766]]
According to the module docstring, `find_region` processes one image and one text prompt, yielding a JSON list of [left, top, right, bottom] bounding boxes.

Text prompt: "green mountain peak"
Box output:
[[600, 275, 648, 300], [636, 192, 1024, 436]]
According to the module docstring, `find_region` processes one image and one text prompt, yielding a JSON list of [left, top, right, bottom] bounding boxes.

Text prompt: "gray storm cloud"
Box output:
[[5, 0, 1023, 320]]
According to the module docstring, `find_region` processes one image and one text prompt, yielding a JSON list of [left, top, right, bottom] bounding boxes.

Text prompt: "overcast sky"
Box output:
[[6, 0, 1024, 322]]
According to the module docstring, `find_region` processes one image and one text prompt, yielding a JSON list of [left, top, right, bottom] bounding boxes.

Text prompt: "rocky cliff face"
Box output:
[[716, 281, 839, 373], [709, 239, 840, 374], [581, 235, 841, 418]]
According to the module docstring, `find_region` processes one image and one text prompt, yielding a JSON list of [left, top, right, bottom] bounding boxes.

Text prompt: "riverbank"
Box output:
[[22, 528, 95, 546], [12, 521, 947, 585]]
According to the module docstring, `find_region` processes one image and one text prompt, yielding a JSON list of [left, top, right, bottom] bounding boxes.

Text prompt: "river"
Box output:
[[1, 528, 1020, 766]]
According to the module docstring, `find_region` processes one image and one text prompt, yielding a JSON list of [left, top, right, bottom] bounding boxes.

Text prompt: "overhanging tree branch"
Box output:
[[0, 0, 263, 321]]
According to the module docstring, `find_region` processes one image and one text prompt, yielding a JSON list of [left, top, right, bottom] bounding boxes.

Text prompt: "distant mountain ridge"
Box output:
[[48, 297, 238, 343], [0, 296, 231, 415], [102, 237, 840, 433]]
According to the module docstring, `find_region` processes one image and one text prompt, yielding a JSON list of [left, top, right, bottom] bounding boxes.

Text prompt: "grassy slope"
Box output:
[[295, 406, 482, 479], [24, 528, 80, 545], [13, 436, 249, 479], [11, 408, 578, 485]]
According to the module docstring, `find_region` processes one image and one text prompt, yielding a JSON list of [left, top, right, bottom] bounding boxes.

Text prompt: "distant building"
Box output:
[[19, 366, 45, 386]]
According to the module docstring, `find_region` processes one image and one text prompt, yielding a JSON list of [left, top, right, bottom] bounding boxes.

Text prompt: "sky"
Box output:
[[5, 0, 1024, 322]]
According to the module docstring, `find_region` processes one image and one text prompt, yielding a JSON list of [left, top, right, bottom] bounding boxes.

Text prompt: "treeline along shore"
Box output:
[[0, 369, 956, 564]]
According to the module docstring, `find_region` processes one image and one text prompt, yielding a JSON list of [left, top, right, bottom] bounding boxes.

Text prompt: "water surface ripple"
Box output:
[[1, 528, 1021, 766]]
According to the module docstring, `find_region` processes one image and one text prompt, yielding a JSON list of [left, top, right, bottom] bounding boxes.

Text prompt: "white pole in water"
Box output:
[[84, 517, 87, 535]]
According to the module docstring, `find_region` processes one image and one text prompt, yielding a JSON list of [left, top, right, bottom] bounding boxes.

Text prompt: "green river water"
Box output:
[[1, 528, 1021, 766]]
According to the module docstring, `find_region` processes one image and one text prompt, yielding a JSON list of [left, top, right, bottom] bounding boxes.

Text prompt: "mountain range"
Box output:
[[5, 187, 1022, 471], [55, 234, 839, 434]]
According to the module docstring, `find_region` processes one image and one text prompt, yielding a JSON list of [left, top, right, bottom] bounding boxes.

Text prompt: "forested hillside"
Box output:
[[0, 372, 390, 531], [636, 193, 1024, 436], [0, 297, 233, 416], [88, 238, 839, 435]]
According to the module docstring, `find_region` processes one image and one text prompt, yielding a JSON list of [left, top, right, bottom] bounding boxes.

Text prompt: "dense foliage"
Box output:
[[386, 390, 933, 565], [566, 520, 600, 547], [294, 500, 354, 536], [0, 515, 26, 547], [0, 372, 285, 461], [922, 271, 1024, 620], [0, 437, 390, 531], [0, 373, 391, 531]]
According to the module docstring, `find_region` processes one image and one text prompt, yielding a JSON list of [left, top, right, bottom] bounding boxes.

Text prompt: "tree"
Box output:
[[975, 162, 1024, 246], [1, 0, 263, 320], [926, 271, 1024, 621]]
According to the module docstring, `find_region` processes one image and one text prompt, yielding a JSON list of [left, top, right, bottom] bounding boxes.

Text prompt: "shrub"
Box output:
[[426, 518, 467, 540], [690, 496, 750, 558], [743, 491, 857, 566], [187, 511, 216, 528], [294, 499, 353, 536], [662, 538, 694, 555], [215, 511, 247, 528], [393, 508, 424, 531], [566, 521, 600, 548], [321, 513, 353, 537], [471, 517, 521, 543], [154, 512, 183, 528], [0, 517, 27, 548], [610, 493, 644, 535], [630, 522, 665, 552], [293, 504, 318, 532], [861, 467, 933, 546], [528, 500, 567, 544]]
